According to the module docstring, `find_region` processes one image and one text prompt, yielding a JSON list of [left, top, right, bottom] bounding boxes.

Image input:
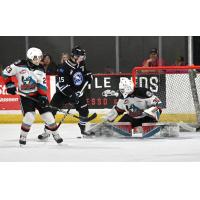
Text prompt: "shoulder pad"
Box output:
[[132, 87, 153, 98]]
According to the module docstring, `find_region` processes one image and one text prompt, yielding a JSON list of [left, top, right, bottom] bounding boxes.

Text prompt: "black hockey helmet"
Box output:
[[71, 46, 86, 57], [150, 48, 158, 55]]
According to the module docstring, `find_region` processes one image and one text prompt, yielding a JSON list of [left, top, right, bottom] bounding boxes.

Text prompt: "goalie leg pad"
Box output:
[[142, 123, 180, 137], [87, 122, 132, 137], [160, 124, 179, 137], [104, 122, 131, 137], [86, 122, 114, 137], [103, 122, 159, 138]]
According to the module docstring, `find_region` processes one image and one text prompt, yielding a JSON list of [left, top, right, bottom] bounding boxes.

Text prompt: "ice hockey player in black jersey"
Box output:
[[105, 77, 163, 127], [2, 47, 63, 145], [38, 46, 93, 139]]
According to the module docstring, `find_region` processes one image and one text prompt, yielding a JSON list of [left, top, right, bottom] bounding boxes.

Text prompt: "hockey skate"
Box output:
[[19, 133, 27, 146], [38, 128, 50, 140], [77, 123, 95, 138], [52, 133, 63, 144]]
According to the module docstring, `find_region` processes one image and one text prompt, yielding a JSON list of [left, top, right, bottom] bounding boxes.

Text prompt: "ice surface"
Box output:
[[1, 123, 200, 161]]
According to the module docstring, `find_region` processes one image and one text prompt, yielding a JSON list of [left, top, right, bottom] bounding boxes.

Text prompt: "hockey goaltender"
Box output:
[[86, 77, 180, 138]]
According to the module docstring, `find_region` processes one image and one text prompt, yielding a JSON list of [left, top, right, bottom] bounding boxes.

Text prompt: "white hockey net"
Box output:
[[132, 66, 200, 124]]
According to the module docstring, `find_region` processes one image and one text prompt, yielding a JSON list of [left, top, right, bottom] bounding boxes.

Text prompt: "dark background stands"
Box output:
[[0, 36, 190, 73], [41, 54, 58, 75]]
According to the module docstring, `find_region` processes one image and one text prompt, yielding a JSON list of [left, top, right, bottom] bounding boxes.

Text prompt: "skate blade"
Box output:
[[77, 135, 94, 139], [37, 137, 49, 142], [56, 139, 63, 144]]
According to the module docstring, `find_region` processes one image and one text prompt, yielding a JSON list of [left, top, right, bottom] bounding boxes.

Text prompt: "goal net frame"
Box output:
[[132, 65, 200, 125]]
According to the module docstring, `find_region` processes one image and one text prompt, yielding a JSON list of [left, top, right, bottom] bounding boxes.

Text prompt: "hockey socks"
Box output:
[[19, 124, 30, 145]]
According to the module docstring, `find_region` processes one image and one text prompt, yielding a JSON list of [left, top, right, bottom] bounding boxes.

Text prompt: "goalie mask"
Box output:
[[119, 78, 134, 98], [26, 47, 43, 66]]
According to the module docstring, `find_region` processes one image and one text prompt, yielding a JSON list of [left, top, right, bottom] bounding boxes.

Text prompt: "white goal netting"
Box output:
[[132, 66, 200, 123]]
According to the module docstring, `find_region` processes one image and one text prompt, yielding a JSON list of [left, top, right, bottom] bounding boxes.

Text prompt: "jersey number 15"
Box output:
[[58, 77, 64, 83]]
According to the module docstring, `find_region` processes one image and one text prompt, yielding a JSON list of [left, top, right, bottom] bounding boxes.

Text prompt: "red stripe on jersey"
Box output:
[[2, 76, 12, 84], [38, 88, 47, 96]]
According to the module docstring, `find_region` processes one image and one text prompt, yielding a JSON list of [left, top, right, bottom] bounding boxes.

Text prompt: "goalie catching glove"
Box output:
[[143, 106, 162, 121]]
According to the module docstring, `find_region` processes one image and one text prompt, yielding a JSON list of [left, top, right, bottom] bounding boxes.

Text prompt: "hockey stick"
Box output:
[[56, 107, 71, 130], [16, 90, 97, 122], [50, 106, 97, 122]]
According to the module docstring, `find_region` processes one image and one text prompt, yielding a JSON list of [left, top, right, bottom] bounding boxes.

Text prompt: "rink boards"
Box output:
[[0, 111, 197, 124], [0, 73, 199, 123]]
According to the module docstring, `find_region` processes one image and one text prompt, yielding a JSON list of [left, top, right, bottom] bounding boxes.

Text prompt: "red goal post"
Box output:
[[132, 65, 200, 85], [132, 65, 200, 124]]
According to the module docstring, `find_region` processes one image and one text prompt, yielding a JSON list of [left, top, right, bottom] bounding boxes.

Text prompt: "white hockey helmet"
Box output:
[[119, 77, 134, 98], [26, 47, 43, 66]]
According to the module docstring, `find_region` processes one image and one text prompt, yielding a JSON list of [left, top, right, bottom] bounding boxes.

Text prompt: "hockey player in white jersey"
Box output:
[[2, 47, 63, 145], [105, 77, 162, 128]]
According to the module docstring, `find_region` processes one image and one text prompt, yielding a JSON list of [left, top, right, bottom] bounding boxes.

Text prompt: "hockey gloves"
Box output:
[[38, 96, 49, 108], [69, 93, 79, 104], [85, 72, 93, 84], [6, 82, 16, 95], [75, 91, 83, 98]]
